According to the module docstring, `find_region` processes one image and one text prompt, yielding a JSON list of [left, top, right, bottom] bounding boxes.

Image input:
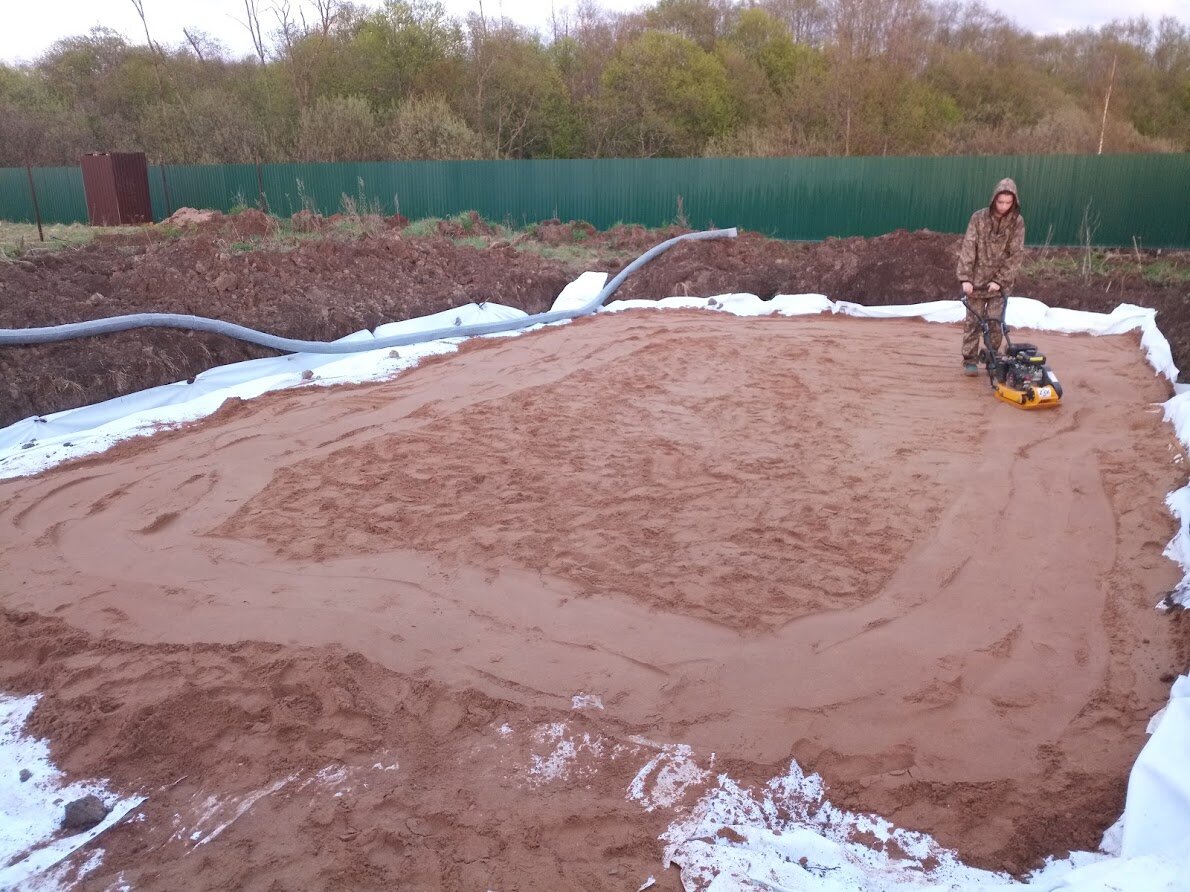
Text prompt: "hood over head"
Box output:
[[989, 177, 1020, 215]]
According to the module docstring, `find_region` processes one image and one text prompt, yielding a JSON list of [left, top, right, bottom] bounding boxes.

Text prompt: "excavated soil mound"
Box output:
[[162, 207, 278, 238], [2, 224, 1187, 431], [0, 309, 1184, 889], [0, 233, 571, 428], [614, 229, 1190, 326]]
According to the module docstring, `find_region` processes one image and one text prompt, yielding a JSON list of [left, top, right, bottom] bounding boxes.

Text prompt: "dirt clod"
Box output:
[[62, 794, 109, 830]]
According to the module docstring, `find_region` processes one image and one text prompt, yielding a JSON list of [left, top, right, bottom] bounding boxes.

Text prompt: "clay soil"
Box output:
[[0, 217, 1188, 890]]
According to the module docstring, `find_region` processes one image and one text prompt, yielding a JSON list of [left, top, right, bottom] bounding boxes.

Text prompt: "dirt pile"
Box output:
[[0, 232, 571, 427], [164, 207, 278, 238]]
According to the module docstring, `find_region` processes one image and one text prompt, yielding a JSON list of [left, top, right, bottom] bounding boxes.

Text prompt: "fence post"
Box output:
[[25, 164, 45, 242]]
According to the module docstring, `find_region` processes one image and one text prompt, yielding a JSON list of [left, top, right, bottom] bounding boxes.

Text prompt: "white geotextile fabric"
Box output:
[[0, 695, 145, 889], [0, 301, 529, 475]]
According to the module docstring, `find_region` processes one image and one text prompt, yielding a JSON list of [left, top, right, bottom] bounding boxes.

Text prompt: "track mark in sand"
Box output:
[[101, 606, 129, 621], [404, 400, 443, 422], [336, 392, 399, 412], [813, 611, 907, 654], [34, 520, 67, 548], [213, 433, 264, 452], [665, 709, 736, 732], [978, 624, 1023, 657], [554, 639, 670, 677], [1032, 640, 1059, 658], [468, 666, 562, 699], [939, 555, 972, 589], [137, 511, 181, 535], [463, 602, 548, 635], [11, 473, 103, 527], [313, 424, 383, 450], [1014, 408, 1085, 459], [85, 483, 132, 517], [906, 674, 964, 709]]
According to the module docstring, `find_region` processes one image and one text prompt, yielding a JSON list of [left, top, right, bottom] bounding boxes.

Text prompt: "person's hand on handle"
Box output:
[[961, 281, 974, 296], [987, 281, 1001, 293]]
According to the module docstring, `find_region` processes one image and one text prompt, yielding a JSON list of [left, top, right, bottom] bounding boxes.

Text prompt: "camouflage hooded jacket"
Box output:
[[956, 178, 1026, 292]]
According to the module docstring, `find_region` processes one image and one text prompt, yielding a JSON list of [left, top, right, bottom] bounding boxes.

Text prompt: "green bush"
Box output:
[[390, 96, 485, 160]]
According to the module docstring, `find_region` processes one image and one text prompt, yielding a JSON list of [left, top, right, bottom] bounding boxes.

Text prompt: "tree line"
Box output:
[[0, 0, 1186, 167]]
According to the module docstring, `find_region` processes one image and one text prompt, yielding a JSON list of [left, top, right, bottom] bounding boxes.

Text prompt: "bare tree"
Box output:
[[548, 1, 570, 42], [183, 27, 208, 61], [129, 0, 192, 160], [239, 0, 269, 64], [1097, 53, 1117, 155], [826, 0, 930, 63], [311, 0, 344, 37], [273, 0, 327, 111], [762, 0, 830, 45], [181, 27, 228, 62], [273, 0, 305, 56], [129, 0, 164, 57]]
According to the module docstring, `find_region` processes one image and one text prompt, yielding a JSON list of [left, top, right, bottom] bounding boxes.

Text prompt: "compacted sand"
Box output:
[[0, 309, 1183, 889]]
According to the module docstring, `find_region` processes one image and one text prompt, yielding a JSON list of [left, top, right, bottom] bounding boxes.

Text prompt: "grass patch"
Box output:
[[402, 217, 443, 238], [513, 241, 627, 266], [448, 211, 478, 232], [1023, 248, 1190, 283], [0, 221, 108, 260], [156, 223, 186, 240], [453, 236, 489, 249], [329, 218, 379, 238], [1023, 253, 1111, 277], [1141, 259, 1190, 285]]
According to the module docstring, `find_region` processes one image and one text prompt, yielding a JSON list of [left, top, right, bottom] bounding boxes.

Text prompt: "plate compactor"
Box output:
[[962, 295, 1063, 409]]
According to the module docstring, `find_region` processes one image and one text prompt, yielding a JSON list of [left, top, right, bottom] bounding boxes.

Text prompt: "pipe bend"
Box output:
[[0, 227, 739, 354]]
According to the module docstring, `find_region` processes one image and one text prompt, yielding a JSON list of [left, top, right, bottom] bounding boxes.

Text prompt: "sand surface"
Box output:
[[0, 310, 1183, 888]]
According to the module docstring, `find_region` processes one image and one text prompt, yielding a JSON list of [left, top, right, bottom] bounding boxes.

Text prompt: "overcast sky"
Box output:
[[1, 0, 1185, 64]]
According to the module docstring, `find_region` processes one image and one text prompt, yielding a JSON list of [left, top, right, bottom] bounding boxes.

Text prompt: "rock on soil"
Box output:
[[62, 794, 110, 830]]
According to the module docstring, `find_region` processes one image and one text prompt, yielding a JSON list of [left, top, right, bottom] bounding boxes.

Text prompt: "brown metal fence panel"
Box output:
[[111, 153, 152, 224], [81, 154, 119, 225], [81, 152, 152, 225]]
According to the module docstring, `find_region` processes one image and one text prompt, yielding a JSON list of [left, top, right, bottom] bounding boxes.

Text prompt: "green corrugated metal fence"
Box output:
[[0, 166, 89, 228], [3, 154, 1188, 248]]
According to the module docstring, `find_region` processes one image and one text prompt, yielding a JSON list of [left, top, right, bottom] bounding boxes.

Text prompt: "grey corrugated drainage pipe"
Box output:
[[0, 228, 738, 353]]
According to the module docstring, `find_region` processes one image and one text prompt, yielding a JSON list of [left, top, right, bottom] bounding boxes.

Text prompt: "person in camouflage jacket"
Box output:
[[957, 178, 1025, 375]]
